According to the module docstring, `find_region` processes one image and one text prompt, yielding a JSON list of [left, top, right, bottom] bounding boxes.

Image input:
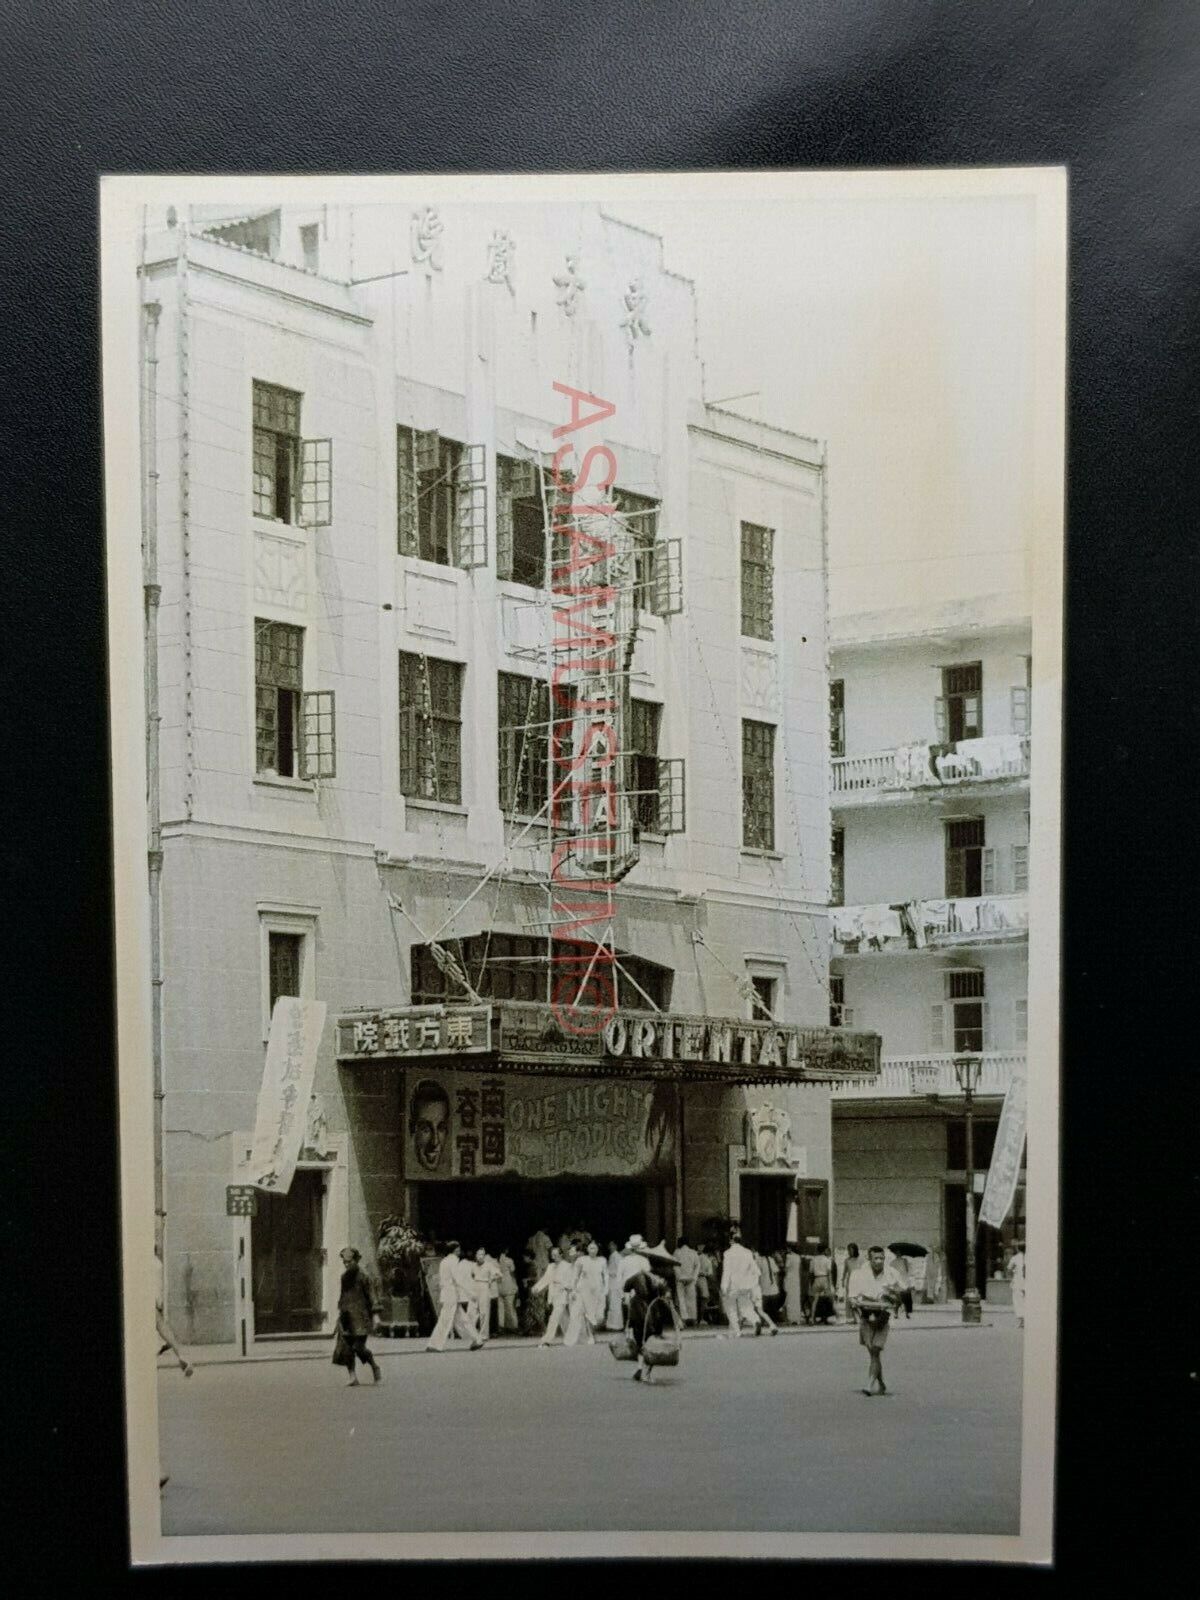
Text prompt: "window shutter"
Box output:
[[980, 999, 992, 1051], [455, 448, 488, 569], [299, 438, 333, 526], [1017, 843, 1030, 892], [930, 1003, 946, 1051], [1014, 997, 1028, 1048], [945, 849, 966, 899], [934, 696, 948, 742], [398, 704, 419, 795], [300, 690, 336, 780], [496, 459, 515, 580], [657, 757, 686, 835], [1010, 684, 1030, 736], [398, 460, 418, 556], [981, 847, 997, 896], [650, 538, 683, 617], [415, 428, 440, 473]]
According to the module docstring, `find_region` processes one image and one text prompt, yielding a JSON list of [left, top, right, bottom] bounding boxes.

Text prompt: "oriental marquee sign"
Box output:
[[337, 1002, 881, 1084]]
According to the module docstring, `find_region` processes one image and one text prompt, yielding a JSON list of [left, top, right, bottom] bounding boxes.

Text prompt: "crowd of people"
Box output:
[[328, 1222, 1021, 1396]]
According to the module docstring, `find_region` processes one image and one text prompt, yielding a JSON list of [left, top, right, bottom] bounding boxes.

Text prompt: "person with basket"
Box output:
[[615, 1237, 682, 1384], [847, 1244, 904, 1396], [332, 1247, 383, 1386]]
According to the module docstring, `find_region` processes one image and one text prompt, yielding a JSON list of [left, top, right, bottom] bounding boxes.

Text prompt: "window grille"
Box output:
[[253, 382, 301, 521], [411, 934, 671, 1010], [255, 619, 303, 777], [498, 672, 552, 817], [399, 653, 464, 803], [740, 522, 774, 640], [742, 719, 776, 850], [944, 969, 985, 1000]]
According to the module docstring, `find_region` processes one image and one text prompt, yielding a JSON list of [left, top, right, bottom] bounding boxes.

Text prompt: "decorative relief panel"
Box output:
[[254, 530, 307, 612], [405, 568, 458, 642], [741, 646, 780, 712]]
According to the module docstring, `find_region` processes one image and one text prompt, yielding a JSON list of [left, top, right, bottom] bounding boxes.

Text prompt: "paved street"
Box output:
[[160, 1323, 1022, 1536]]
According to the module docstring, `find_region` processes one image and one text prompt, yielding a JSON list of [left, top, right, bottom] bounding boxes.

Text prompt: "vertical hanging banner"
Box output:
[[980, 1069, 1027, 1229], [249, 997, 327, 1194]]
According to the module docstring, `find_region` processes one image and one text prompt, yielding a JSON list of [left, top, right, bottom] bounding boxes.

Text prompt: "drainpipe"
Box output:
[[141, 297, 165, 1259]]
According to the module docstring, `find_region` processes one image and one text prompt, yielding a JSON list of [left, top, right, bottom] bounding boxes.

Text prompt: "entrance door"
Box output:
[[251, 1168, 327, 1334], [738, 1175, 793, 1254], [794, 1179, 830, 1252], [416, 1180, 652, 1259]]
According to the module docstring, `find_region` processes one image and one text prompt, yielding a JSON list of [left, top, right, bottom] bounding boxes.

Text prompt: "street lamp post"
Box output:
[[954, 1052, 984, 1325]]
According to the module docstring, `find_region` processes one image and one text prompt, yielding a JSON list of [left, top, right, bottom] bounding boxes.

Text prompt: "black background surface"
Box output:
[[1, 0, 1194, 1590]]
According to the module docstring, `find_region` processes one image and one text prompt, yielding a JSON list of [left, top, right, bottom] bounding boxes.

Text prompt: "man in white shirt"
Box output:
[[848, 1245, 904, 1395], [426, 1241, 484, 1352], [720, 1225, 765, 1337], [471, 1247, 501, 1341]]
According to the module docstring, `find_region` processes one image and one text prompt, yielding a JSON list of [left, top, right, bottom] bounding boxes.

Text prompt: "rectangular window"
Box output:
[[938, 661, 983, 742], [253, 381, 301, 522], [300, 223, 319, 273], [740, 522, 774, 640], [268, 931, 303, 1012], [831, 825, 845, 907], [614, 489, 661, 610], [742, 719, 776, 851], [628, 698, 662, 832], [945, 816, 985, 897], [399, 653, 464, 803], [829, 973, 846, 1028], [495, 453, 546, 585], [829, 678, 845, 757], [498, 672, 552, 817], [255, 620, 303, 777], [398, 426, 472, 565], [749, 974, 777, 1019]]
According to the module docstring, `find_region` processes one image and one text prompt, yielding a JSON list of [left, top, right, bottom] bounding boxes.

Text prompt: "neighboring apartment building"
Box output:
[[826, 601, 1031, 1300], [137, 200, 878, 1346]]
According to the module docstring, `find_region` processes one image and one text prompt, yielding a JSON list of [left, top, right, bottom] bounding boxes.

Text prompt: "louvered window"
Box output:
[[945, 815, 985, 897], [830, 679, 845, 757], [831, 825, 845, 906], [937, 661, 983, 742]]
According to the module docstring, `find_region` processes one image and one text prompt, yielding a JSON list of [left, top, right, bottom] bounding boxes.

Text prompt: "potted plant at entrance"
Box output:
[[377, 1216, 431, 1334]]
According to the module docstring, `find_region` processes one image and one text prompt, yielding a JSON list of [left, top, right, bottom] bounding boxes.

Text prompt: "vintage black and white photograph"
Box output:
[[102, 170, 1064, 1563]]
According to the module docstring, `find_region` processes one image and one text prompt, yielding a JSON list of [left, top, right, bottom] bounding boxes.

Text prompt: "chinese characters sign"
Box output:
[[249, 998, 326, 1195], [404, 1070, 676, 1183], [337, 1005, 492, 1061], [225, 1185, 258, 1217]]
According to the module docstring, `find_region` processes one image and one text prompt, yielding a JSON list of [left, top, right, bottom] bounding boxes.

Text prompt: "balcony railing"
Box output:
[[832, 735, 1030, 804], [831, 893, 1028, 954], [831, 1051, 1024, 1100]]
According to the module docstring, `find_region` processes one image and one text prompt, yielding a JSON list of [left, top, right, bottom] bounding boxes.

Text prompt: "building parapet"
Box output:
[[831, 1051, 1023, 1101], [831, 894, 1028, 955], [832, 735, 1030, 806]]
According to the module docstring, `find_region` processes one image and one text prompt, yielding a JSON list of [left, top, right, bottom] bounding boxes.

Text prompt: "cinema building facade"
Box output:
[[135, 196, 879, 1348]]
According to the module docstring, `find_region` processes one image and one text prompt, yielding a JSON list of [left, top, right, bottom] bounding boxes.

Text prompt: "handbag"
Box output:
[[642, 1296, 683, 1368], [331, 1321, 354, 1369]]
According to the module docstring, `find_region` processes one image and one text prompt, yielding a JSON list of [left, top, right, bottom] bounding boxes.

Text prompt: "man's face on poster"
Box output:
[[411, 1082, 450, 1172]]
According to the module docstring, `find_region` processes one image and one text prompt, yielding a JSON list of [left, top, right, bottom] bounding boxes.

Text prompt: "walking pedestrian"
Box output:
[[809, 1244, 836, 1324], [533, 1246, 574, 1345], [426, 1241, 484, 1352], [695, 1244, 716, 1324], [622, 1266, 676, 1384], [335, 1247, 383, 1386], [496, 1247, 519, 1334], [605, 1240, 625, 1329], [565, 1240, 607, 1345], [673, 1237, 700, 1326], [155, 1249, 194, 1379], [720, 1225, 767, 1336], [848, 1245, 904, 1396], [841, 1243, 861, 1323], [471, 1246, 500, 1342], [1008, 1240, 1026, 1328], [750, 1246, 780, 1336]]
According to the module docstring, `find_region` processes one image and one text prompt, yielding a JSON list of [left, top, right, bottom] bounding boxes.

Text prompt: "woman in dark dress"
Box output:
[[623, 1269, 675, 1384], [337, 1247, 382, 1385]]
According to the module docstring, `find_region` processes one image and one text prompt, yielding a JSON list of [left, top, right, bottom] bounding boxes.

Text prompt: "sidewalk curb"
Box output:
[[162, 1316, 1006, 1371]]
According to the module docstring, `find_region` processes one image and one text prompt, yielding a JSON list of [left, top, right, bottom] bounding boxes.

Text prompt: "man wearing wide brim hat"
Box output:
[[619, 1239, 677, 1384]]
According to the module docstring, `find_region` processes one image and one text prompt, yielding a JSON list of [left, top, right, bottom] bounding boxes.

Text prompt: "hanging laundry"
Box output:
[[831, 907, 863, 947], [859, 904, 905, 948], [902, 902, 927, 948]]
